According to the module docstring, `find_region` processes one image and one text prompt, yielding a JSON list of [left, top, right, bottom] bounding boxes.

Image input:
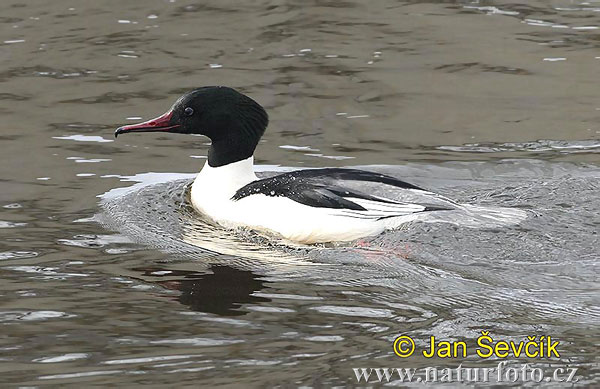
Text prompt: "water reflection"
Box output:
[[133, 265, 271, 316]]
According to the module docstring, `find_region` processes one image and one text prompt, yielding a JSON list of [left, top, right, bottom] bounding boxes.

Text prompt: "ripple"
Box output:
[[6, 266, 88, 279], [252, 292, 323, 301], [246, 306, 296, 313], [57, 234, 132, 248], [103, 354, 200, 365], [39, 370, 124, 380], [53, 134, 114, 143], [117, 50, 139, 59], [0, 251, 38, 260], [463, 5, 519, 16], [279, 145, 320, 152], [434, 62, 531, 75], [149, 337, 244, 346], [304, 335, 344, 342], [437, 139, 600, 154], [0, 221, 27, 228], [33, 353, 89, 363], [226, 359, 280, 366], [310, 305, 394, 318], [166, 366, 213, 374], [67, 157, 112, 163], [179, 312, 259, 328], [0, 310, 75, 322], [304, 153, 355, 160]]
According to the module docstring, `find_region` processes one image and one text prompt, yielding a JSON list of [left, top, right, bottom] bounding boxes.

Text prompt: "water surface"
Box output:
[[1, 0, 599, 386]]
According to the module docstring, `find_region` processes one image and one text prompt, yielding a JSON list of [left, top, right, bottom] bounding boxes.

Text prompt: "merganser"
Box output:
[[115, 86, 458, 244]]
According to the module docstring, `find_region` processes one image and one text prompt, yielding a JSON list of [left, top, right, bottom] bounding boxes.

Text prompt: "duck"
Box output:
[[115, 86, 459, 244]]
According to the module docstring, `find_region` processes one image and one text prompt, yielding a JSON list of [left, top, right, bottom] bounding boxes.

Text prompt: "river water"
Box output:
[[1, 0, 599, 386]]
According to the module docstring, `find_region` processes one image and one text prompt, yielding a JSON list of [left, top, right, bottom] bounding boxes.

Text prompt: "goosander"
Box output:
[[115, 86, 457, 244]]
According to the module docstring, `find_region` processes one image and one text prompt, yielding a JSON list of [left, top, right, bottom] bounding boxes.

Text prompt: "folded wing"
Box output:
[[232, 168, 457, 219]]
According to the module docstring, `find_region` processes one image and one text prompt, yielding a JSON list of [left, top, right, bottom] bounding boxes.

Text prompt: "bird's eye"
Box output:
[[184, 107, 194, 116]]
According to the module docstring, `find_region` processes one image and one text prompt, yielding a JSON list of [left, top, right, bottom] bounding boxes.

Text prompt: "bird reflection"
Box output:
[[133, 265, 270, 316]]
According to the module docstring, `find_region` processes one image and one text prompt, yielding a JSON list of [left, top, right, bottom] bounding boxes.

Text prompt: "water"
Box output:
[[1, 0, 599, 386]]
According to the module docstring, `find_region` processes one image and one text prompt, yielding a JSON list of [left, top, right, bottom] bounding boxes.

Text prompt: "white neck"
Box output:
[[193, 156, 257, 197]]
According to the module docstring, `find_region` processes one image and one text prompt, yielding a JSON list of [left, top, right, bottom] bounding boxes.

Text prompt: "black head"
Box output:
[[115, 86, 269, 167]]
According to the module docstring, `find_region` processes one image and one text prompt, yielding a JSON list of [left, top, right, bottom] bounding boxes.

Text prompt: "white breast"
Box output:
[[190, 156, 257, 220]]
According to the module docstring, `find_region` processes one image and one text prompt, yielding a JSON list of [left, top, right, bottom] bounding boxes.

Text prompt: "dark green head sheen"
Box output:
[[115, 86, 269, 167]]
